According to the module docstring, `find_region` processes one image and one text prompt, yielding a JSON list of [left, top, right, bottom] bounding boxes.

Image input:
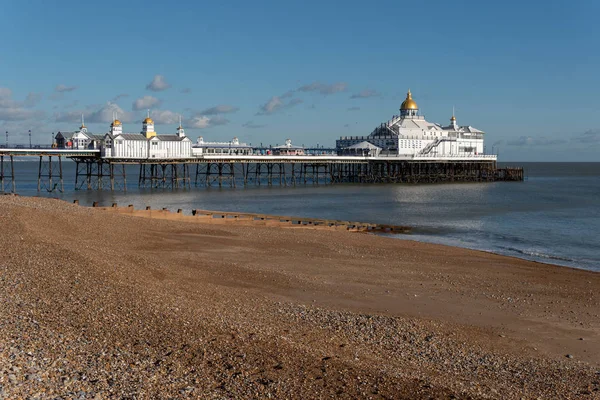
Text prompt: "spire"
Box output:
[[147, 109, 150, 119], [80, 113, 85, 129], [177, 114, 185, 137]]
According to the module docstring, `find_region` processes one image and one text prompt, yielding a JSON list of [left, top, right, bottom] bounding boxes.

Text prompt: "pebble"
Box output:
[[0, 196, 599, 399]]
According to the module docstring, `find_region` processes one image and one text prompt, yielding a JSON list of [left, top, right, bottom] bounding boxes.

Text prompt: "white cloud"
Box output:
[[55, 84, 78, 93], [146, 75, 171, 91], [132, 95, 161, 111], [0, 87, 45, 121], [0, 108, 44, 121], [186, 115, 229, 129], [199, 104, 239, 115], [89, 103, 132, 123], [149, 110, 180, 125], [506, 136, 567, 146], [572, 129, 600, 144], [257, 94, 302, 116], [0, 88, 18, 108], [24, 92, 43, 107], [55, 102, 132, 124], [298, 82, 347, 95]]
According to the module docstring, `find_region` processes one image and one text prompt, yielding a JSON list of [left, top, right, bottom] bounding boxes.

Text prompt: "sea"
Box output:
[[4, 160, 599, 272]]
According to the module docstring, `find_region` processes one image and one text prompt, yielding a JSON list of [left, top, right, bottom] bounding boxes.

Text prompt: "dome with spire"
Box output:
[[111, 119, 122, 126], [143, 117, 154, 124], [400, 89, 418, 110]]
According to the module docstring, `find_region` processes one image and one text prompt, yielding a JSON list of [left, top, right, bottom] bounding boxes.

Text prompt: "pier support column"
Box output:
[[37, 155, 63, 193], [0, 155, 16, 193]]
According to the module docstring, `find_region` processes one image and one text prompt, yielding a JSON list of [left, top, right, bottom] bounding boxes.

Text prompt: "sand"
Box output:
[[0, 195, 598, 399]]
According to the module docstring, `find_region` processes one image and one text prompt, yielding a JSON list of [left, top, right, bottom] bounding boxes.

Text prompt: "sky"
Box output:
[[0, 0, 598, 161]]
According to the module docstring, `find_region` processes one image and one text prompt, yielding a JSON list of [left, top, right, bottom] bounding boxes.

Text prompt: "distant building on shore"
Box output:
[[336, 90, 485, 157], [272, 139, 305, 156], [56, 116, 104, 150], [192, 137, 253, 156]]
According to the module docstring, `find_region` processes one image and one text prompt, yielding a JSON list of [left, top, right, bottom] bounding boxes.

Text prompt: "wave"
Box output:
[[498, 246, 576, 263]]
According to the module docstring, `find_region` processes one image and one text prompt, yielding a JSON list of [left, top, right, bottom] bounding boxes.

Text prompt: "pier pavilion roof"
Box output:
[[345, 141, 381, 150], [153, 134, 188, 141], [116, 134, 148, 141]]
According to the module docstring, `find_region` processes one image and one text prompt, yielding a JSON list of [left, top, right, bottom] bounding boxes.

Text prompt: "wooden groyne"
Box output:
[[78, 200, 411, 234]]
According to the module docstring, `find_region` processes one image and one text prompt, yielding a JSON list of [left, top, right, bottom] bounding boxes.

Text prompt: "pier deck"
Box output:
[[0, 147, 523, 193]]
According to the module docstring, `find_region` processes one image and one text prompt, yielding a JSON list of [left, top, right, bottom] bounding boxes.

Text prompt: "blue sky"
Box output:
[[1, 0, 598, 161]]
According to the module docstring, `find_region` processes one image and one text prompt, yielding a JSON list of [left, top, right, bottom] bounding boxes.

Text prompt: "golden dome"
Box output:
[[111, 119, 122, 126], [80, 124, 86, 129], [400, 89, 418, 110], [143, 117, 154, 124], [450, 115, 456, 121]]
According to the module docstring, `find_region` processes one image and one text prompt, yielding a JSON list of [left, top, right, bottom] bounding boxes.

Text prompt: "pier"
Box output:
[[0, 147, 523, 193]]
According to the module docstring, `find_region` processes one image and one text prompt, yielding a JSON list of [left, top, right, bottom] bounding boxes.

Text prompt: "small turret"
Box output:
[[80, 114, 87, 133], [176, 115, 185, 138], [142, 109, 156, 138], [450, 107, 458, 130], [110, 112, 123, 136]]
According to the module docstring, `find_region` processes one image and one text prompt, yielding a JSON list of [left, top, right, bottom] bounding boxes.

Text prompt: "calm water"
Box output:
[[5, 160, 600, 272]]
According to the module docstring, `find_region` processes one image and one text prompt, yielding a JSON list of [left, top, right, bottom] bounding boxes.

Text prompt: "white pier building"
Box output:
[[336, 90, 488, 158], [192, 136, 253, 156], [102, 113, 192, 159]]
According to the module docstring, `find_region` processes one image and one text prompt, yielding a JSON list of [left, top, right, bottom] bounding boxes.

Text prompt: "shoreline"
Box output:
[[2, 195, 600, 398], [70, 194, 597, 273], [390, 234, 594, 273]]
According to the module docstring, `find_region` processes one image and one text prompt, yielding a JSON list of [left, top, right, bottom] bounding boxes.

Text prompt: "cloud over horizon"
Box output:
[[0, 87, 45, 121], [506, 136, 568, 146], [146, 75, 171, 91], [571, 129, 600, 144], [132, 95, 161, 111], [55, 84, 78, 93], [186, 115, 229, 129], [54, 102, 132, 124], [257, 92, 302, 116], [148, 109, 181, 125], [199, 104, 239, 115]]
